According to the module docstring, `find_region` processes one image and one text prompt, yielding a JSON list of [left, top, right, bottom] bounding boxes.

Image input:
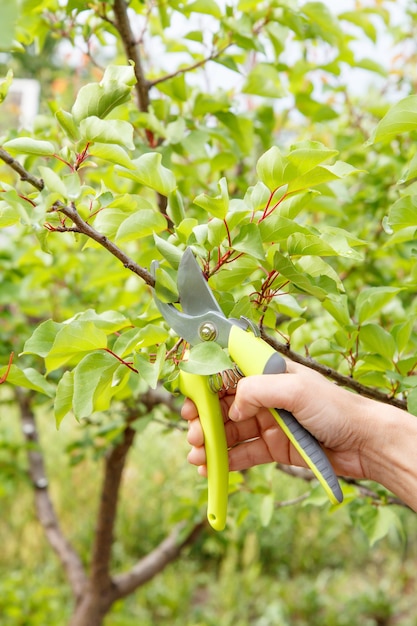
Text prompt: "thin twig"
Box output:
[[0, 147, 44, 190], [149, 43, 232, 88], [52, 201, 155, 286]]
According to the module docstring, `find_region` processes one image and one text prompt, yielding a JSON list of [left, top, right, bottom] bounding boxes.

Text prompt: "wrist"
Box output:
[[360, 399, 417, 510]]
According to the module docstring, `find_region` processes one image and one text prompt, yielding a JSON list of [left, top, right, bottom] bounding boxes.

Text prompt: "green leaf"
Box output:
[[70, 309, 128, 333], [167, 190, 186, 225], [233, 223, 265, 260], [273, 251, 327, 300], [242, 63, 284, 98], [54, 371, 74, 428], [256, 146, 284, 191], [407, 387, 417, 416], [285, 142, 338, 177], [0, 365, 54, 396], [72, 64, 136, 123], [185, 0, 222, 18], [359, 324, 396, 360], [153, 266, 178, 303], [259, 214, 311, 243], [79, 116, 135, 150], [287, 161, 359, 193], [369, 95, 417, 144], [45, 321, 108, 373], [260, 493, 274, 527], [287, 233, 337, 257], [387, 196, 417, 232], [38, 166, 67, 197], [244, 182, 271, 213], [134, 345, 166, 389], [194, 177, 229, 219], [154, 234, 183, 269], [0, 202, 19, 227], [72, 352, 118, 419], [322, 294, 351, 327], [117, 152, 177, 195], [89, 143, 135, 169], [359, 504, 402, 547], [0, 0, 19, 49], [355, 287, 401, 324], [55, 109, 79, 141], [113, 324, 168, 357], [23, 319, 62, 357], [115, 209, 167, 243], [3, 137, 54, 156], [0, 69, 13, 104], [180, 342, 233, 376]]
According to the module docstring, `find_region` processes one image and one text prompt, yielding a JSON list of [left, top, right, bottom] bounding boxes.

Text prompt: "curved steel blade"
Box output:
[[178, 248, 224, 316]]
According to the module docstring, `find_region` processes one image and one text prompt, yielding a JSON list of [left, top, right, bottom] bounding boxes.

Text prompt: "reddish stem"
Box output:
[[0, 352, 14, 384]]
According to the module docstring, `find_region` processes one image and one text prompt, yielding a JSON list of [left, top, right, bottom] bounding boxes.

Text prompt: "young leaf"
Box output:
[[3, 137, 55, 156], [242, 63, 284, 98], [72, 352, 118, 419], [233, 223, 265, 260], [45, 321, 108, 373], [38, 166, 67, 198], [194, 177, 229, 219], [355, 287, 401, 324], [180, 342, 234, 376], [154, 234, 183, 269], [256, 146, 284, 191], [369, 95, 417, 144], [0, 365, 54, 396], [71, 65, 136, 123], [115, 209, 167, 243], [359, 323, 396, 360], [116, 152, 177, 195], [89, 143, 136, 169], [23, 319, 63, 358], [55, 109, 79, 141], [134, 345, 166, 389], [0, 69, 13, 103], [54, 371, 74, 428], [79, 116, 135, 150]]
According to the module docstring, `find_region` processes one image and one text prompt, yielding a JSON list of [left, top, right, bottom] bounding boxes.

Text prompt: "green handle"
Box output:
[[178, 369, 229, 531], [228, 325, 343, 505]]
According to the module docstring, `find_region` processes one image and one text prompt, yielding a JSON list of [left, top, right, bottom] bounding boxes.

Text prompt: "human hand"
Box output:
[[181, 361, 372, 480]]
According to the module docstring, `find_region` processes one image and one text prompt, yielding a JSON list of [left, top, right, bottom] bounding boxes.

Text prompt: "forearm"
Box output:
[[360, 399, 417, 511]]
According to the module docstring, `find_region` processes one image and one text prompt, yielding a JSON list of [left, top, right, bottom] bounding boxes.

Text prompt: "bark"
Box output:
[[16, 388, 87, 601], [112, 0, 150, 112], [89, 425, 136, 591]]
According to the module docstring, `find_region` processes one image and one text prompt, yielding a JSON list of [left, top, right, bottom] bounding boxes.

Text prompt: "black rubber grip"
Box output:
[[263, 353, 343, 503]]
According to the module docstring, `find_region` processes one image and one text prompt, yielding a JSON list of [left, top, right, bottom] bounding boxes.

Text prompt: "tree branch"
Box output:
[[261, 329, 407, 410], [15, 388, 87, 600], [0, 147, 44, 190], [277, 464, 409, 508], [52, 201, 155, 286], [112, 0, 150, 112], [90, 423, 136, 590], [112, 520, 205, 600], [149, 43, 232, 88]]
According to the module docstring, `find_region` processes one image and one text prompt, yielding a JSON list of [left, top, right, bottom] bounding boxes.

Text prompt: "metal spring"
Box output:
[[208, 364, 244, 394]]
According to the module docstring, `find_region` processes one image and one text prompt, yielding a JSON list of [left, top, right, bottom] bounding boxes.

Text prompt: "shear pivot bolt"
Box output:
[[199, 322, 217, 341]]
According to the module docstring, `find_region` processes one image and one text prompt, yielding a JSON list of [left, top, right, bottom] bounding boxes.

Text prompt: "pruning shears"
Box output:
[[151, 248, 343, 531]]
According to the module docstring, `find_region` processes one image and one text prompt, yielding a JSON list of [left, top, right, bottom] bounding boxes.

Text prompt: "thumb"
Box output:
[[229, 374, 298, 422]]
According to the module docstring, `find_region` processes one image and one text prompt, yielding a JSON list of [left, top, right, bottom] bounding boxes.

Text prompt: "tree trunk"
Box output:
[[68, 587, 113, 626]]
